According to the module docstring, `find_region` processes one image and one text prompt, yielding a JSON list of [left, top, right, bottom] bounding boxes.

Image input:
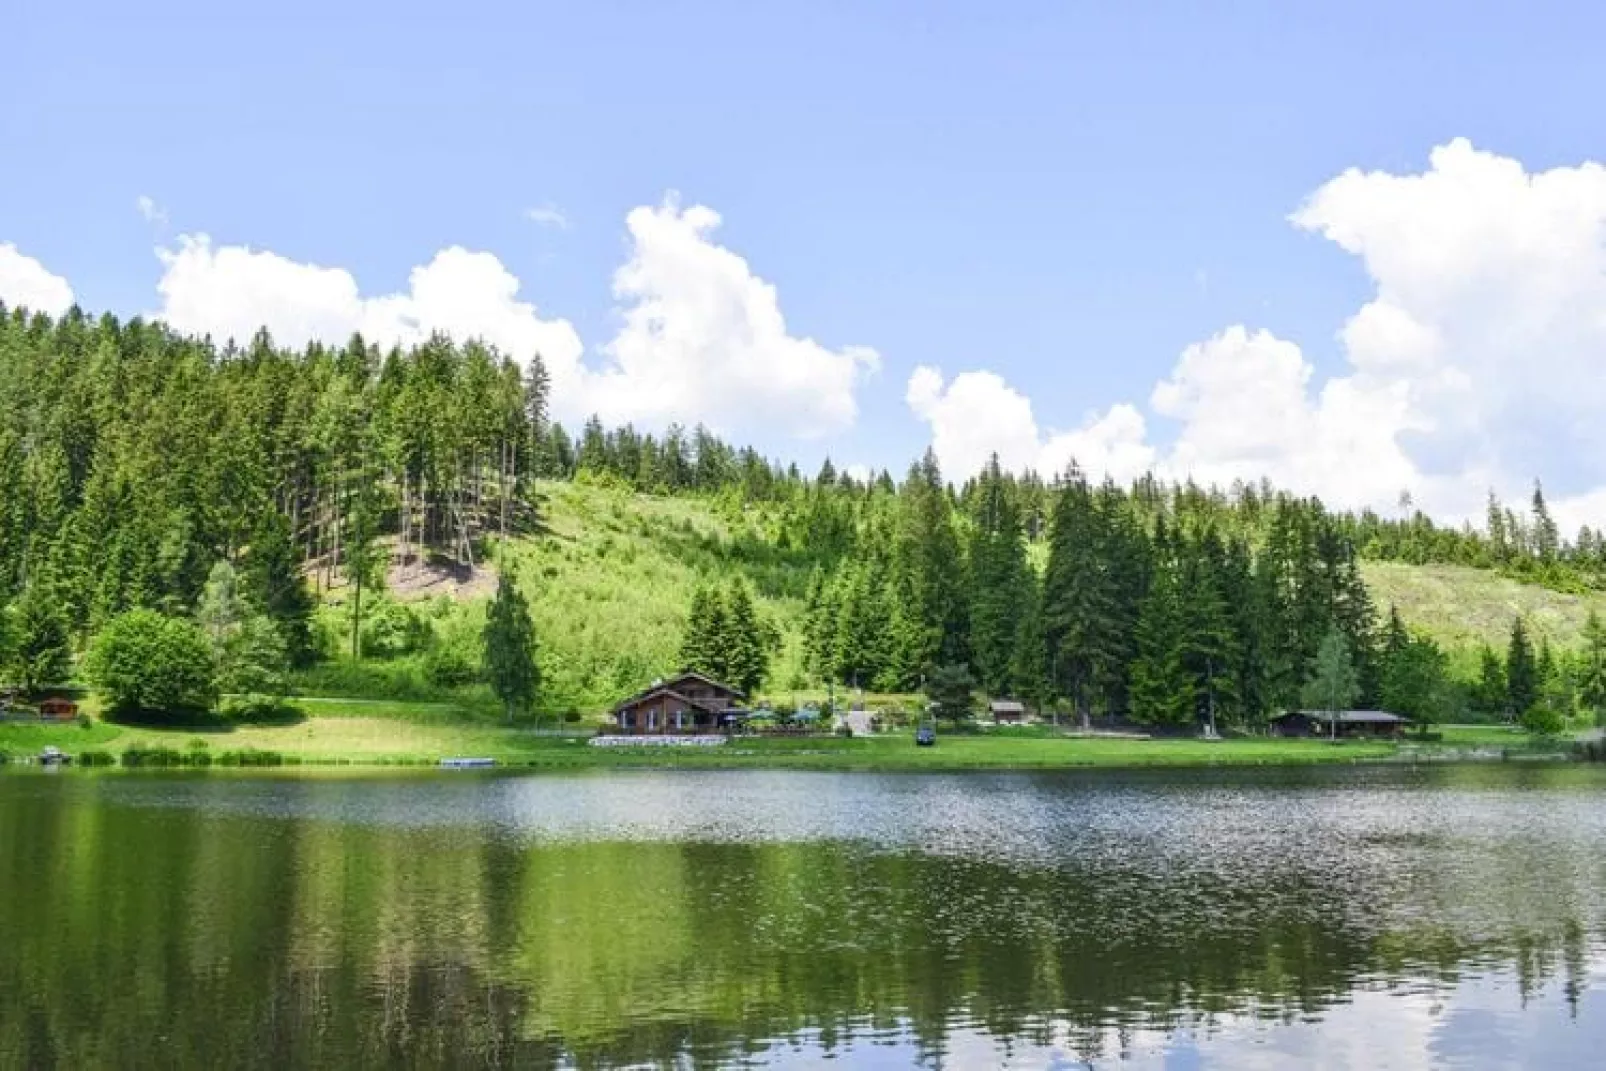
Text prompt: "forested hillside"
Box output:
[[4, 302, 1606, 729]]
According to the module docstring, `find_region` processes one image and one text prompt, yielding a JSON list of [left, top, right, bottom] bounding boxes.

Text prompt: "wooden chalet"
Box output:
[[989, 699, 1027, 724], [1269, 709, 1408, 739], [612, 672, 746, 735]]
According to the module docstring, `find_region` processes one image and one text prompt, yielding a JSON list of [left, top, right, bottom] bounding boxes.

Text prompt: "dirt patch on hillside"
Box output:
[[387, 551, 497, 602]]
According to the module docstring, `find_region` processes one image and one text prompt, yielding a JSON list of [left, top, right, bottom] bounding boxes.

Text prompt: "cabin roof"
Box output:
[[1275, 709, 1407, 724], [989, 699, 1026, 714], [612, 671, 745, 713]]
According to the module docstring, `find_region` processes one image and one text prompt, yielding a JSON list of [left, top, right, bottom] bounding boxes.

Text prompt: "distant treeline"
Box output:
[[2, 303, 1603, 726]]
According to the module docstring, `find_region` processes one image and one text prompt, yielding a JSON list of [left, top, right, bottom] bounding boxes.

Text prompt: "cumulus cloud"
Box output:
[[0, 243, 74, 317], [907, 364, 1154, 483], [148, 197, 874, 439], [585, 199, 878, 437], [909, 139, 1606, 525]]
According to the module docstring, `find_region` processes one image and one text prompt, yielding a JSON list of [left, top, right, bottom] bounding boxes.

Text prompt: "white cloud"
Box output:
[[907, 364, 1154, 483], [584, 198, 878, 438], [136, 195, 167, 226], [909, 140, 1606, 525], [523, 204, 569, 230], [149, 197, 874, 439], [0, 243, 74, 316]]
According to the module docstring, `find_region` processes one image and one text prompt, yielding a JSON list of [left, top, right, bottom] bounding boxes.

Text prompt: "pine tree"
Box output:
[[724, 580, 768, 696], [1043, 468, 1119, 726], [483, 573, 539, 723], [7, 581, 71, 695], [1506, 617, 1538, 718], [1579, 611, 1606, 723], [1475, 645, 1507, 716], [1301, 626, 1361, 741], [241, 512, 315, 667], [965, 455, 1029, 695], [1129, 537, 1192, 728], [197, 560, 245, 655]]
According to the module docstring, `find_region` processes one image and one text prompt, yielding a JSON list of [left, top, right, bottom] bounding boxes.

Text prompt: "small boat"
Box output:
[[439, 757, 495, 769], [38, 746, 72, 766]]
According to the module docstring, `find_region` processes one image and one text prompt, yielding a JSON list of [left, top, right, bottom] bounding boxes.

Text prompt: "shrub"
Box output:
[[423, 631, 482, 688], [121, 746, 187, 767], [87, 610, 219, 721], [361, 598, 427, 659], [219, 694, 304, 724], [77, 749, 116, 767], [216, 748, 284, 766], [1521, 701, 1566, 736]]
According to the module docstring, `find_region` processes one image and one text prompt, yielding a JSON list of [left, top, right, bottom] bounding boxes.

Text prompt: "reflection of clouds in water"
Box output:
[[742, 975, 1602, 1069]]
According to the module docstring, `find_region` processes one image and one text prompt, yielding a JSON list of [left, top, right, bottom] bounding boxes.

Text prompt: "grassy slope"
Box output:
[[495, 480, 812, 713], [302, 486, 1606, 718], [1361, 561, 1606, 651]]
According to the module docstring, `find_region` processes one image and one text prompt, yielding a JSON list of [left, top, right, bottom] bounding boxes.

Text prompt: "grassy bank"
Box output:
[[0, 715, 1513, 770]]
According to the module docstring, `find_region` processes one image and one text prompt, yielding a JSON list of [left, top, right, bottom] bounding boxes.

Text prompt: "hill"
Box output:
[[314, 483, 1605, 718], [1362, 561, 1606, 652]]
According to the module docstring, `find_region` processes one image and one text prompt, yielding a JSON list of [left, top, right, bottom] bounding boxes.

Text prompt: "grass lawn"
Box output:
[[2, 715, 1418, 770]]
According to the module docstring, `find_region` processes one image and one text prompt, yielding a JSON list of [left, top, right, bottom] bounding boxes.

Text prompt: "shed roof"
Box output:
[[990, 700, 1026, 714], [1276, 709, 1407, 724]]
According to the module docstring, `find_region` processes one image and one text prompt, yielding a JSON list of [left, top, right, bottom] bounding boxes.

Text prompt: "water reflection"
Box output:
[[3, 766, 1606, 1068]]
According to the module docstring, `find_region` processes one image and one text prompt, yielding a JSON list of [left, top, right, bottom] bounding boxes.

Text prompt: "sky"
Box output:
[[5, 1, 1606, 528]]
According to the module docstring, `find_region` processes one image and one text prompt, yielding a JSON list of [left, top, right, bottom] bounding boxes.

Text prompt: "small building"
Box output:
[[38, 698, 77, 721], [1270, 709, 1408, 738], [612, 672, 745, 735], [990, 699, 1027, 724]]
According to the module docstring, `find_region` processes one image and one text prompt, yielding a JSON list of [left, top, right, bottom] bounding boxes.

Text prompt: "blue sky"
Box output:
[[6, 2, 1606, 522]]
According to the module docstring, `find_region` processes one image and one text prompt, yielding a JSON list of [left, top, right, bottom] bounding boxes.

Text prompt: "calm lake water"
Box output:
[[4, 765, 1606, 1069]]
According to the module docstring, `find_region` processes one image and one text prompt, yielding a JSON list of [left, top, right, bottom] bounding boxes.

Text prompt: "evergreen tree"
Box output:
[[1129, 537, 1192, 729], [965, 455, 1029, 695], [723, 580, 768, 696], [1506, 617, 1538, 718], [8, 581, 71, 695], [241, 512, 316, 667], [1474, 645, 1508, 716], [1301, 627, 1360, 741], [197, 560, 245, 654], [483, 573, 539, 723], [1579, 611, 1606, 724], [925, 663, 977, 724], [1042, 468, 1119, 726]]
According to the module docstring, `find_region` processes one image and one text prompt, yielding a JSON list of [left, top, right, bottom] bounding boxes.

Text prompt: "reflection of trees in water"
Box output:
[[0, 785, 1601, 1069]]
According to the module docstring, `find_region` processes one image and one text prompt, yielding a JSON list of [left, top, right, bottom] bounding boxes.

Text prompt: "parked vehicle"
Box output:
[[38, 746, 71, 766], [915, 719, 936, 747]]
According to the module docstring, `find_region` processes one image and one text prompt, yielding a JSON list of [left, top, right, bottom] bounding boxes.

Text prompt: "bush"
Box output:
[[1521, 701, 1566, 736], [216, 748, 284, 766], [219, 694, 304, 724], [423, 631, 482, 688], [77, 749, 116, 767], [121, 746, 187, 767], [87, 610, 219, 721], [360, 598, 428, 659]]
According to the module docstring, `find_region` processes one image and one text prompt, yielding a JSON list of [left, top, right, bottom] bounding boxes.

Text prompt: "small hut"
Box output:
[[989, 699, 1027, 724], [1269, 709, 1408, 739]]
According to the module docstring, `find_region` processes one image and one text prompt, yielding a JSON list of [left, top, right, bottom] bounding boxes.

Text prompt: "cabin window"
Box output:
[[674, 709, 683, 731], [647, 710, 658, 731]]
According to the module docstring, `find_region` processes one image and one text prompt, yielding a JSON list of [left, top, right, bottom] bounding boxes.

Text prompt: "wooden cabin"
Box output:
[[989, 699, 1027, 724], [38, 698, 78, 721], [612, 672, 746, 735], [1269, 709, 1407, 739]]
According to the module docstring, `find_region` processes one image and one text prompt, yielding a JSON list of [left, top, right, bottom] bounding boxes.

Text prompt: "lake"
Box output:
[[4, 764, 1606, 1069]]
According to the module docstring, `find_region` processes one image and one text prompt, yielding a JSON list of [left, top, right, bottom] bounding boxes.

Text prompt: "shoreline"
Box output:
[[0, 716, 1574, 773]]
